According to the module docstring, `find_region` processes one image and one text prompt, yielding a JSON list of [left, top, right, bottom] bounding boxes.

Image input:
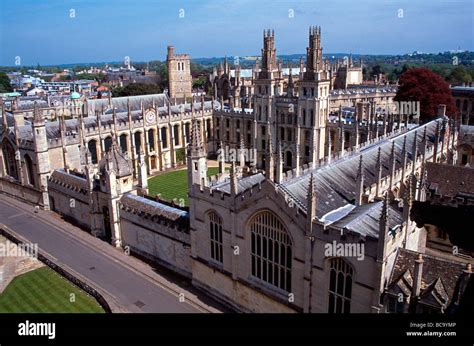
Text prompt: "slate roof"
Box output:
[[330, 86, 397, 96], [98, 143, 133, 178], [387, 248, 470, 309], [120, 193, 189, 222], [13, 100, 221, 142], [329, 201, 404, 239], [86, 94, 169, 115], [49, 169, 89, 193], [426, 162, 474, 198], [280, 117, 445, 218], [211, 173, 266, 194]]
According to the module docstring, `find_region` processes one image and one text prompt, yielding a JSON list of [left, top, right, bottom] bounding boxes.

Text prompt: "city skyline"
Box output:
[[1, 0, 473, 66]]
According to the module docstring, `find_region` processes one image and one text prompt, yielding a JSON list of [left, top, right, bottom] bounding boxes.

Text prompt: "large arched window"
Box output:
[[208, 212, 223, 264], [328, 258, 353, 313], [250, 211, 292, 292]]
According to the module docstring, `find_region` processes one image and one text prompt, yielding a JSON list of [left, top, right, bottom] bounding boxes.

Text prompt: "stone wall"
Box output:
[[120, 205, 191, 277], [0, 177, 43, 206]]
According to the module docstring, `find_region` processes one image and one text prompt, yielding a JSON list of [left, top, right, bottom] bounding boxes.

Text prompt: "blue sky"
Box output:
[[0, 0, 472, 66]]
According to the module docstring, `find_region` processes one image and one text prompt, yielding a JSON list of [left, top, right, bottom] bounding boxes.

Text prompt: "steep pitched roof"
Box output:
[[279, 117, 445, 218]]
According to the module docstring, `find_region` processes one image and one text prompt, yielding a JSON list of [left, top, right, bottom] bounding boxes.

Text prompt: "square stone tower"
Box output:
[[167, 46, 192, 99]]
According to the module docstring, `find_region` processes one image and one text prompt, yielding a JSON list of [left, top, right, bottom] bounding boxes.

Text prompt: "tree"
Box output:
[[0, 72, 13, 93], [370, 64, 384, 77], [395, 67, 457, 123], [192, 76, 207, 89], [447, 66, 472, 85], [112, 83, 162, 97]]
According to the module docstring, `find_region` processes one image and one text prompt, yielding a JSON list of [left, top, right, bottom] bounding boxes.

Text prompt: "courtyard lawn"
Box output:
[[0, 267, 105, 313], [148, 167, 220, 206]]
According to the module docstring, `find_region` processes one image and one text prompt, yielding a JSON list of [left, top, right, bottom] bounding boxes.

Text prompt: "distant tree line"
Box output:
[[0, 72, 13, 93]]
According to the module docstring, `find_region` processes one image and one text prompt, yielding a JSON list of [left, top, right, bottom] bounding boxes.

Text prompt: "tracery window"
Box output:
[[209, 212, 223, 264], [250, 211, 292, 292], [328, 258, 353, 313]]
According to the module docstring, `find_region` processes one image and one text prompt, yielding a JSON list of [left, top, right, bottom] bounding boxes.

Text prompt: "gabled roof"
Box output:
[[387, 248, 470, 309], [210, 173, 266, 195], [329, 201, 403, 239], [279, 117, 445, 218], [120, 193, 188, 222], [426, 162, 474, 198]]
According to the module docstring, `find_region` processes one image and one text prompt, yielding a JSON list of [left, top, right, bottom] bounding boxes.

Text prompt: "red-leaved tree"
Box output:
[[394, 67, 457, 123]]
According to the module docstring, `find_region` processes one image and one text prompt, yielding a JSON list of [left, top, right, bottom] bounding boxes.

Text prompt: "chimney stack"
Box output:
[[412, 253, 424, 298], [437, 104, 446, 117]]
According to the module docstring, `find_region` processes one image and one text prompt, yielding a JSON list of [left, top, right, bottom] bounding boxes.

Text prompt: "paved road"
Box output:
[[0, 194, 214, 313]]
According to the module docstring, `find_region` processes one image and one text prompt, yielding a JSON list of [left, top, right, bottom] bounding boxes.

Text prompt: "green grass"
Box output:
[[148, 167, 220, 206], [0, 267, 105, 313]]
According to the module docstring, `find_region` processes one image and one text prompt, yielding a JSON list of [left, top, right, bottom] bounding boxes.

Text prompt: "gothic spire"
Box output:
[[189, 117, 205, 157], [307, 173, 317, 226]]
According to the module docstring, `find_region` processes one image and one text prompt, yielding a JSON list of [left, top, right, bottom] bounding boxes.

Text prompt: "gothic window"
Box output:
[[134, 132, 142, 154], [310, 110, 314, 127], [328, 258, 353, 313], [303, 109, 307, 126], [250, 211, 292, 292], [185, 123, 190, 143], [209, 212, 223, 264], [87, 139, 98, 164], [24, 154, 35, 186], [286, 151, 292, 167], [161, 127, 168, 149], [119, 134, 128, 153], [104, 136, 113, 153], [148, 129, 155, 151], [173, 125, 180, 146], [2, 140, 19, 179], [206, 119, 211, 139]]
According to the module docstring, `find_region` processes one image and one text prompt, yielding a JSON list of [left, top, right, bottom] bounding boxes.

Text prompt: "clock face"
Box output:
[[145, 110, 156, 124]]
